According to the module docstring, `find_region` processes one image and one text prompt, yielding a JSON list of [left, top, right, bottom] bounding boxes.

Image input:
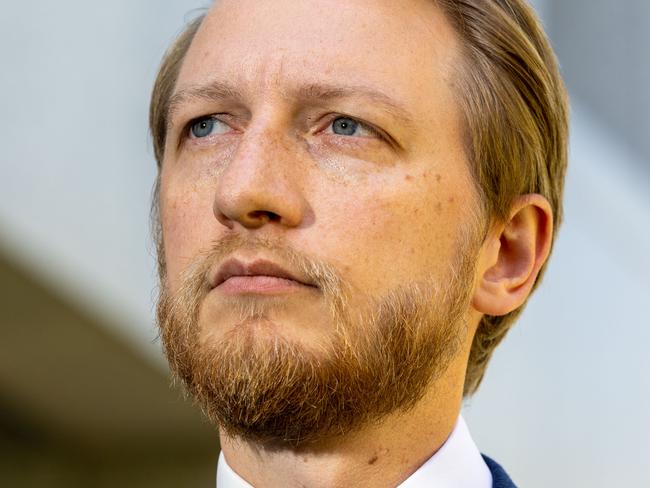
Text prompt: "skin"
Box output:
[[159, 0, 554, 486]]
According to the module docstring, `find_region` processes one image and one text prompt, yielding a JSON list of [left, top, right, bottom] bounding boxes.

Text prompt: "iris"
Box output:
[[332, 117, 359, 136], [191, 117, 216, 138]]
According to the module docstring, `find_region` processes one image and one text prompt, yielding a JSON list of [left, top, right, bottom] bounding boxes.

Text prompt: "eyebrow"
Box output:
[[167, 82, 244, 126], [166, 80, 415, 129]]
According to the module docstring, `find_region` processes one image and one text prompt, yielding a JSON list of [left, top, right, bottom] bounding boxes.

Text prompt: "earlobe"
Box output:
[[472, 194, 554, 317]]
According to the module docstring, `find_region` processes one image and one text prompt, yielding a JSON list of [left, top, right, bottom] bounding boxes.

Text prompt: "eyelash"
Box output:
[[182, 114, 386, 143], [328, 116, 383, 139], [184, 115, 230, 139], [325, 116, 395, 150]]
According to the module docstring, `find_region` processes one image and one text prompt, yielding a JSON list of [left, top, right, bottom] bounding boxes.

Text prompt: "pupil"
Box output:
[[333, 117, 357, 136], [192, 118, 214, 137]]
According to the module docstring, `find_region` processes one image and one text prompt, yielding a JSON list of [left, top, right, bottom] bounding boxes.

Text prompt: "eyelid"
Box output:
[[176, 112, 396, 149], [321, 114, 384, 140], [184, 114, 232, 140], [340, 115, 403, 150]]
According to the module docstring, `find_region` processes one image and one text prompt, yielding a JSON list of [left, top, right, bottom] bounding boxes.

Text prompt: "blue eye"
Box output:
[[331, 117, 359, 136], [189, 116, 228, 138]]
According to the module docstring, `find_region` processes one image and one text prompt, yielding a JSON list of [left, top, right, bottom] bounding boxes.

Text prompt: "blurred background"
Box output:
[[0, 0, 648, 486]]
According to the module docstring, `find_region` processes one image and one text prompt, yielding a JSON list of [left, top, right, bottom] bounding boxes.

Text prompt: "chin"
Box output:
[[199, 294, 330, 346], [201, 317, 328, 359]]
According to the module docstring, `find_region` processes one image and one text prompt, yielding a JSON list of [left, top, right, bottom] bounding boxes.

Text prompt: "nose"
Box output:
[[213, 128, 308, 230]]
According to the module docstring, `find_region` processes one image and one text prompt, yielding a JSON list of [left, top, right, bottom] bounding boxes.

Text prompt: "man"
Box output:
[[150, 0, 568, 486]]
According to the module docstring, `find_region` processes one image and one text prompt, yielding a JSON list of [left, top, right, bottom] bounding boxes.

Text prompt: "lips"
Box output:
[[211, 258, 316, 289]]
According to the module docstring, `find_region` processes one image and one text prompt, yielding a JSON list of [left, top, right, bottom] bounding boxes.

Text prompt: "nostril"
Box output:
[[248, 210, 281, 223]]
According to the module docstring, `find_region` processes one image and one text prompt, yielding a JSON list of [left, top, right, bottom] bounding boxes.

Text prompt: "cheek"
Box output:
[[312, 169, 469, 294], [159, 171, 216, 292]]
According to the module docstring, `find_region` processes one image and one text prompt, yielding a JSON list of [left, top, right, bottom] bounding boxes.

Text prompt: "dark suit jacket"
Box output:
[[482, 455, 518, 488]]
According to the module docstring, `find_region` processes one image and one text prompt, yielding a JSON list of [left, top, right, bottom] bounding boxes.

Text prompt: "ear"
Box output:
[[472, 194, 554, 316]]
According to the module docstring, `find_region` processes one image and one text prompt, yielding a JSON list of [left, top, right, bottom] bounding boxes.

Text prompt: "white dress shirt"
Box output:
[[216, 415, 492, 488]]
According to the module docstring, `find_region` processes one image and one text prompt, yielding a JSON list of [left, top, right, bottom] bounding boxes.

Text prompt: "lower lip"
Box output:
[[216, 275, 314, 295]]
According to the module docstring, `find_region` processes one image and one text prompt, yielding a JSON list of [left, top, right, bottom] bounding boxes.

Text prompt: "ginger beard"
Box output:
[[156, 232, 479, 448]]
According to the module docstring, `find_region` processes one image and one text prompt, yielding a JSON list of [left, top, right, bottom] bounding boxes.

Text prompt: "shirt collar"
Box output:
[[217, 450, 253, 488], [396, 415, 492, 488], [216, 415, 492, 488]]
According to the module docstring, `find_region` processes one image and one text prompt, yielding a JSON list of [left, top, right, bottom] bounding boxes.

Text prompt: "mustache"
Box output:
[[166, 233, 350, 320]]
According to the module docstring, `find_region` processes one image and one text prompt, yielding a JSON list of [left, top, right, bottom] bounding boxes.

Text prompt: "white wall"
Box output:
[[464, 104, 650, 487], [549, 0, 650, 163], [0, 0, 208, 366]]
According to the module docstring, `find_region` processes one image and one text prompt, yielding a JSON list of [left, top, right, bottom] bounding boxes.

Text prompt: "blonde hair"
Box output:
[[149, 0, 569, 397], [435, 0, 569, 395]]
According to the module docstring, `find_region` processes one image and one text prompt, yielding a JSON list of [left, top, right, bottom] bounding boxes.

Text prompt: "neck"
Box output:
[[219, 369, 465, 488]]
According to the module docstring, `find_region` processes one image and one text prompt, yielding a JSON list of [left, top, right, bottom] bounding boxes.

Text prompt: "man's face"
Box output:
[[158, 0, 482, 444]]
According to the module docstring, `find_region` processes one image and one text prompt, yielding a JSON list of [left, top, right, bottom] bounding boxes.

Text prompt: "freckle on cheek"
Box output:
[[436, 174, 442, 182], [404, 174, 414, 181], [436, 202, 442, 212]]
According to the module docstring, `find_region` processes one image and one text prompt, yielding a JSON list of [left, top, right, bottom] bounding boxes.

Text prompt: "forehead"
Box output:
[[176, 0, 461, 111]]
